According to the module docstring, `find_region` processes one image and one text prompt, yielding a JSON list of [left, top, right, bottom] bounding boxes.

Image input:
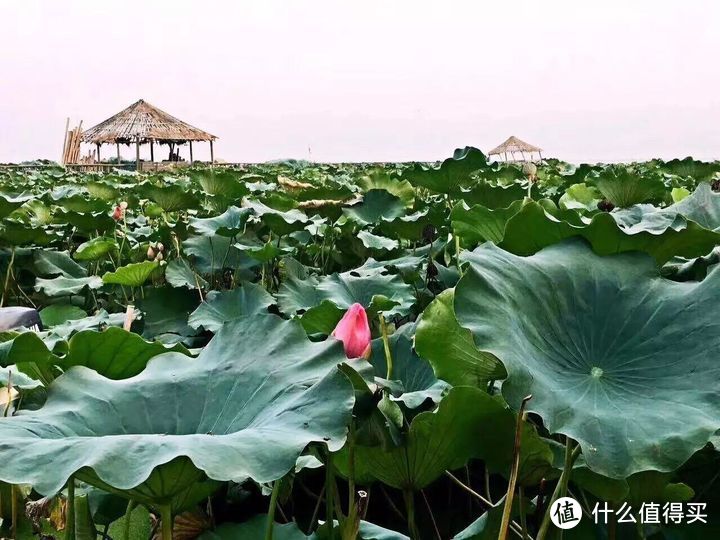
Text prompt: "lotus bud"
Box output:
[[156, 242, 165, 252], [332, 303, 371, 359], [119, 201, 129, 210], [147, 245, 156, 259], [111, 205, 123, 221], [155, 252, 164, 262]]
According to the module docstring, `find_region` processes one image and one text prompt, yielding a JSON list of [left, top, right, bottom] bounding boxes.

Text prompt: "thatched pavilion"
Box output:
[[81, 99, 217, 170], [488, 136, 542, 162]]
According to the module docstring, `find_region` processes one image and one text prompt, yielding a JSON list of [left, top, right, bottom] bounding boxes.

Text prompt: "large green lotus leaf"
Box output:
[[455, 239, 720, 478], [189, 206, 253, 237], [35, 275, 103, 296], [357, 230, 399, 252], [458, 180, 527, 209], [450, 201, 522, 245], [188, 284, 275, 332], [20, 199, 53, 227], [39, 304, 86, 327], [85, 181, 120, 201], [369, 324, 449, 408], [190, 169, 250, 200], [0, 193, 33, 219], [60, 327, 190, 379], [358, 171, 415, 207], [243, 198, 309, 235], [183, 235, 258, 275], [591, 166, 666, 207], [0, 332, 54, 384], [278, 270, 415, 317], [377, 208, 435, 241], [52, 194, 109, 214], [0, 327, 188, 381], [415, 290, 506, 387], [73, 236, 118, 261], [164, 258, 209, 289], [102, 260, 163, 287], [657, 157, 720, 183], [34, 249, 87, 278], [139, 184, 200, 212], [0, 222, 50, 246], [299, 300, 345, 335], [405, 147, 487, 194], [342, 190, 406, 225], [0, 315, 355, 501], [499, 200, 720, 264], [354, 253, 427, 280], [559, 182, 603, 212]]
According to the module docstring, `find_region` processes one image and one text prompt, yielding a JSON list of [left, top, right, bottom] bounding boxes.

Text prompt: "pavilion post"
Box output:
[[210, 140, 214, 164], [95, 143, 101, 164], [116, 142, 120, 164], [150, 140, 154, 162], [135, 137, 141, 172], [189, 141, 193, 164]]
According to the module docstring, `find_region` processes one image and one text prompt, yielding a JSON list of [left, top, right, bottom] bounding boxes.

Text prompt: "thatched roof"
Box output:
[[81, 99, 217, 145], [488, 136, 542, 156]]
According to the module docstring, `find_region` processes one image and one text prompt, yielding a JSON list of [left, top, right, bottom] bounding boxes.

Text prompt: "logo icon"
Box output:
[[550, 497, 582, 529]]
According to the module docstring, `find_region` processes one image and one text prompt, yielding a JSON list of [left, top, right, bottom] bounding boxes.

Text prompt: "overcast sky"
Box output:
[[1, 1, 718, 164]]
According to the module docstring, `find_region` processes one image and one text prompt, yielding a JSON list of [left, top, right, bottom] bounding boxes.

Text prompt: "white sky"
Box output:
[[1, 0, 719, 164]]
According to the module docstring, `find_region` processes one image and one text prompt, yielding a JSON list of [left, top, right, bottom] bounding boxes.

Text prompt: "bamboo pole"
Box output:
[[189, 141, 193, 164], [150, 140, 154, 162], [61, 117, 70, 164], [210, 140, 214, 164]]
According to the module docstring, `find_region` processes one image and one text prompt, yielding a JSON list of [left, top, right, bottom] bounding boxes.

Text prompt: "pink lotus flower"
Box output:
[[332, 303, 371, 359]]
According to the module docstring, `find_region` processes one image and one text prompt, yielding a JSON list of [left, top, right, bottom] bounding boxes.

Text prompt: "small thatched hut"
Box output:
[[488, 136, 542, 162], [81, 99, 217, 169]]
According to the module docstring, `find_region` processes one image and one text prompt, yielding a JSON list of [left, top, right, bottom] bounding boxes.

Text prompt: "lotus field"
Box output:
[[1, 149, 720, 539]]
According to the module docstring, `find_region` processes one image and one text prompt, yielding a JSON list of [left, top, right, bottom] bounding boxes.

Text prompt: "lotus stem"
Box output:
[[498, 395, 532, 540], [347, 419, 356, 515], [122, 499, 136, 540], [536, 440, 581, 540], [454, 232, 461, 273], [484, 467, 493, 504], [379, 314, 393, 380], [402, 489, 420, 539], [159, 504, 173, 540], [65, 477, 75, 540], [265, 480, 282, 540]]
